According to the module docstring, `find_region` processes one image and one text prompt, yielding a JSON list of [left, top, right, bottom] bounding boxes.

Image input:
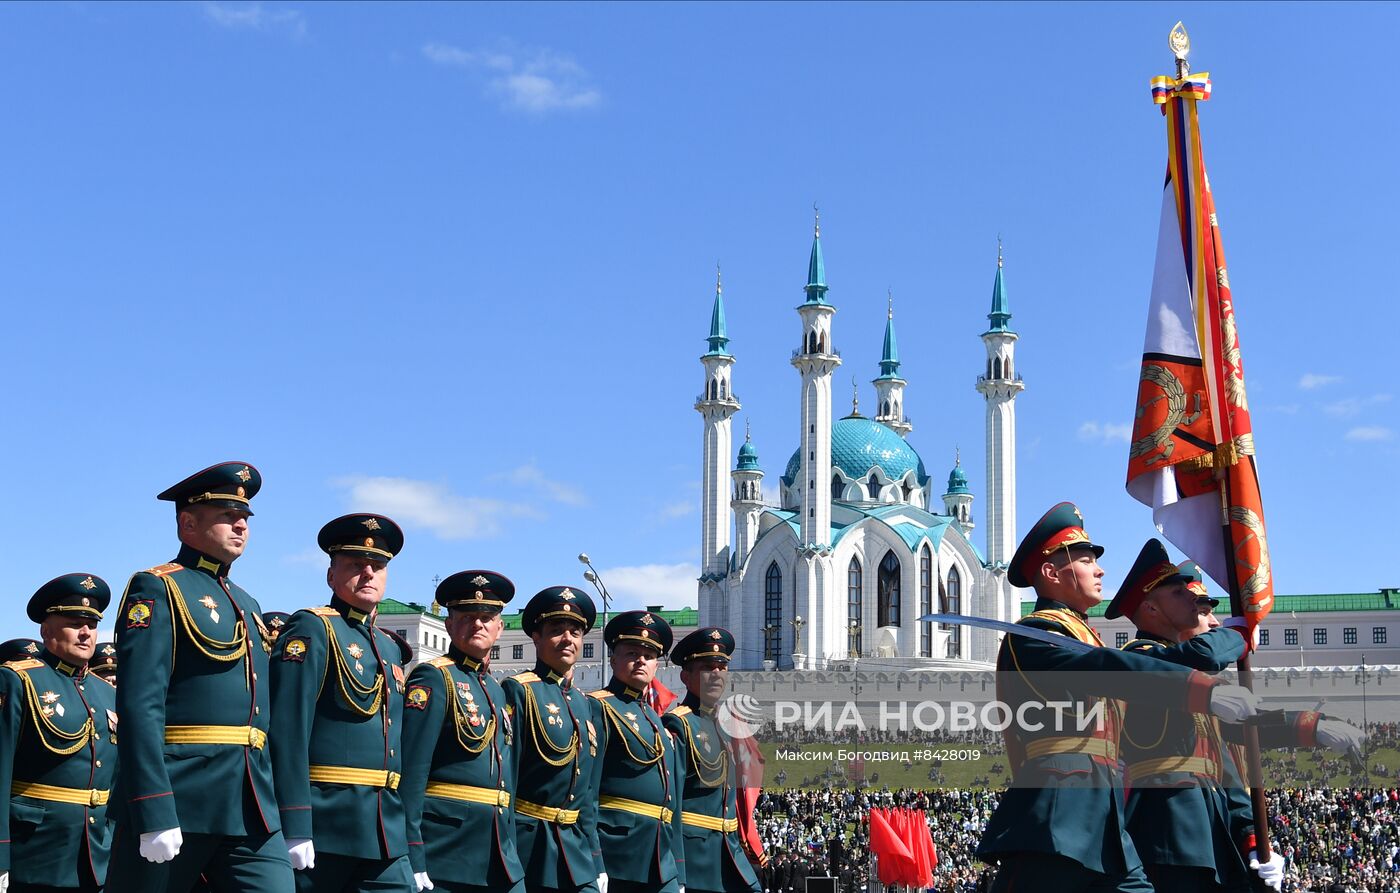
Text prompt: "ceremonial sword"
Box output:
[[917, 613, 1096, 653]]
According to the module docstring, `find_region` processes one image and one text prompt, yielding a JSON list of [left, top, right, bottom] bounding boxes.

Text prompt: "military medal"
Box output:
[[546, 702, 562, 727], [624, 710, 641, 733], [347, 642, 365, 674], [41, 690, 63, 717], [199, 595, 221, 624]]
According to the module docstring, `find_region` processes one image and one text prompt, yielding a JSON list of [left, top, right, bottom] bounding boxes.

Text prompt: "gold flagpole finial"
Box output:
[[1169, 22, 1191, 79]]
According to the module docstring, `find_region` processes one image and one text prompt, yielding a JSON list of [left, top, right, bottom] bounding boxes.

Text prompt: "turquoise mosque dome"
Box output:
[[736, 438, 760, 471], [781, 416, 929, 488], [946, 461, 970, 495]]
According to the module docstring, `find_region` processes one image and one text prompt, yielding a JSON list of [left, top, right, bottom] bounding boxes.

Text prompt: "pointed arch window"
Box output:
[[993, 357, 1003, 379], [944, 566, 962, 658], [764, 563, 782, 662], [719, 378, 728, 399], [868, 474, 880, 501], [878, 551, 901, 627], [919, 545, 933, 657], [831, 474, 844, 500], [847, 557, 863, 656]]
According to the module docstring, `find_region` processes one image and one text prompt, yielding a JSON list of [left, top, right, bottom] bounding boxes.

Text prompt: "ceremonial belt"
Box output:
[[425, 781, 511, 807], [1126, 756, 1220, 784], [1023, 736, 1118, 762], [600, 794, 674, 823], [682, 811, 738, 832], [308, 765, 401, 790], [165, 725, 267, 749], [12, 781, 110, 807], [516, 798, 581, 825]]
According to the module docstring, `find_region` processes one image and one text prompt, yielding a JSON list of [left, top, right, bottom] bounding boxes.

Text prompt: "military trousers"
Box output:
[[609, 880, 681, 893], [525, 880, 598, 893], [292, 852, 412, 892], [105, 828, 295, 893], [988, 852, 1153, 893], [1145, 864, 1268, 893], [430, 879, 525, 893], [10, 884, 99, 893]]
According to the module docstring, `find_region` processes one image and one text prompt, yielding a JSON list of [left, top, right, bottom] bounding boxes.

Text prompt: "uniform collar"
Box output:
[[1132, 629, 1173, 645], [177, 544, 230, 579], [41, 647, 87, 680], [532, 659, 568, 686], [330, 595, 373, 626], [606, 676, 645, 702], [1033, 596, 1088, 620], [451, 647, 485, 673], [682, 691, 716, 716]]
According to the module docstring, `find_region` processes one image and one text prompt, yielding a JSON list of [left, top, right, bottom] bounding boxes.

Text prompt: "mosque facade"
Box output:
[[696, 221, 1024, 671]]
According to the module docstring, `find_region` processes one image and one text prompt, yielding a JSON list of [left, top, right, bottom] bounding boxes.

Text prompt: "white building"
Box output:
[[696, 220, 1021, 671]]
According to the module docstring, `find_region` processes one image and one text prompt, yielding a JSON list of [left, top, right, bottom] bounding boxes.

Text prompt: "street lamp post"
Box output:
[[579, 553, 612, 681]]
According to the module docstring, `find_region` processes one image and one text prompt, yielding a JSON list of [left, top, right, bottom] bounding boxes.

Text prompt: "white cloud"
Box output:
[[281, 547, 327, 567], [1077, 421, 1132, 445], [1345, 426, 1394, 443], [421, 40, 601, 113], [1299, 373, 1342, 390], [203, 2, 306, 37], [332, 475, 541, 540], [1323, 394, 1392, 417], [594, 563, 698, 611], [491, 463, 587, 507], [656, 499, 695, 521]]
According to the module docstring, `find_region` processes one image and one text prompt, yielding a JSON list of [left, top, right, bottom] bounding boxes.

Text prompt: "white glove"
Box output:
[[1208, 684, 1261, 723], [679, 886, 686, 893], [139, 827, 184, 863], [287, 838, 316, 871], [1316, 719, 1367, 756], [1, 870, 8, 892], [1248, 849, 1286, 891], [598, 872, 609, 893], [414, 871, 435, 891]]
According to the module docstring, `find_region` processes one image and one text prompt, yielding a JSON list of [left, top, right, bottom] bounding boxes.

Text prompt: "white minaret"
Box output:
[[697, 268, 739, 614], [731, 422, 764, 571], [975, 243, 1022, 578], [789, 213, 839, 668], [872, 292, 913, 437]]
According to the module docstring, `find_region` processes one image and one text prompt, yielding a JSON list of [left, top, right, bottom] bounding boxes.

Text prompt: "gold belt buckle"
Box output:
[[387, 772, 401, 791]]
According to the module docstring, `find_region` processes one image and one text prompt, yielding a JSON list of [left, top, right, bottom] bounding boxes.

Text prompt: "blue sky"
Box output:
[[2, 1, 1395, 641]]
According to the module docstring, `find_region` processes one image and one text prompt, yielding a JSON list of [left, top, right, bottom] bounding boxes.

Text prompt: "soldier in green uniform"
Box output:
[[0, 575, 118, 893], [1110, 545, 1364, 893], [590, 610, 686, 893], [976, 503, 1264, 893], [0, 642, 42, 664], [269, 513, 412, 892], [106, 461, 293, 893], [501, 586, 603, 893], [88, 644, 117, 686], [662, 628, 761, 893], [401, 570, 522, 893]]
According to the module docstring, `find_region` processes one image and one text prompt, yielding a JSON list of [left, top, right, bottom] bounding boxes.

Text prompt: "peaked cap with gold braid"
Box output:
[[157, 461, 261, 514], [27, 573, 111, 624], [437, 569, 515, 616], [670, 626, 734, 665], [604, 609, 673, 655], [1104, 538, 1192, 619], [1008, 501, 1105, 589], [317, 513, 404, 562], [521, 585, 597, 634]]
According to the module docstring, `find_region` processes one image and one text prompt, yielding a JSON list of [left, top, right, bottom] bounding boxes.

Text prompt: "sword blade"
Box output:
[[917, 613, 1096, 653]]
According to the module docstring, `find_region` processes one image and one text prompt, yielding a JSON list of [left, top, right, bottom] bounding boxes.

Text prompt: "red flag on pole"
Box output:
[[646, 678, 679, 715], [1126, 58, 1274, 634], [869, 808, 915, 886], [729, 729, 767, 867]]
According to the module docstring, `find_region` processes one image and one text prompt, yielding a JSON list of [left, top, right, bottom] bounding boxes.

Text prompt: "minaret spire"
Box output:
[[872, 289, 912, 437], [987, 238, 1013, 334], [706, 263, 730, 356], [805, 204, 828, 304], [696, 267, 741, 621]]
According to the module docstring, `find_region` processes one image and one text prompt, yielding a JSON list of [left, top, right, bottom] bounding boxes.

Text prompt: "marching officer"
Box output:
[[976, 503, 1264, 893], [269, 514, 412, 891], [401, 571, 523, 893], [0, 575, 118, 893], [662, 628, 761, 893], [501, 587, 603, 893], [89, 644, 118, 686], [107, 461, 293, 891], [1112, 545, 1364, 893], [590, 610, 686, 893]]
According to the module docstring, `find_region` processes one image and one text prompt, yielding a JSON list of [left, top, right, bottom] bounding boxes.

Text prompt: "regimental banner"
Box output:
[[1126, 66, 1274, 630]]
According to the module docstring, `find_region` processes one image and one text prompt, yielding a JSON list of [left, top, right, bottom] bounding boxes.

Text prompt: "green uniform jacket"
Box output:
[[113, 545, 279, 836], [590, 678, 686, 888], [1119, 629, 1250, 886], [400, 649, 521, 885], [976, 598, 1222, 875], [501, 662, 601, 890], [269, 597, 408, 860], [0, 651, 117, 887], [663, 694, 760, 893]]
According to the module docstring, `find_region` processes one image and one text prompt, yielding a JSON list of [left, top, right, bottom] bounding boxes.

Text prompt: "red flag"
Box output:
[[910, 809, 935, 887], [646, 678, 679, 715], [1126, 67, 1273, 631], [731, 733, 768, 867], [869, 809, 915, 886]]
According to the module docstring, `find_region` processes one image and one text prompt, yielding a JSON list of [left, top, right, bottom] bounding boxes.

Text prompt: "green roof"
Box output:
[[378, 597, 434, 615], [1021, 589, 1400, 618]]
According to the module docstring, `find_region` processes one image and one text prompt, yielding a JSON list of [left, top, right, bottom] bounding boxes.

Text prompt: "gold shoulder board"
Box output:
[[668, 705, 692, 718], [142, 562, 183, 577], [510, 671, 539, 683], [588, 689, 612, 700], [3, 659, 44, 671], [308, 606, 338, 617], [428, 656, 453, 668]]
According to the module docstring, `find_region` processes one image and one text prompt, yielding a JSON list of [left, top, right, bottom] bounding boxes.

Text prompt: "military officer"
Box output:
[[0, 641, 42, 664], [263, 612, 292, 646], [269, 514, 412, 892], [1113, 549, 1364, 893], [0, 574, 118, 893], [501, 587, 603, 893], [107, 461, 293, 892], [88, 644, 118, 686], [401, 571, 522, 893], [976, 503, 1264, 893], [662, 628, 761, 893], [590, 611, 686, 893]]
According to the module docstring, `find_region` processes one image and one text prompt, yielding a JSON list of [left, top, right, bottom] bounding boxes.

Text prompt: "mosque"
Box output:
[[695, 219, 1023, 671]]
